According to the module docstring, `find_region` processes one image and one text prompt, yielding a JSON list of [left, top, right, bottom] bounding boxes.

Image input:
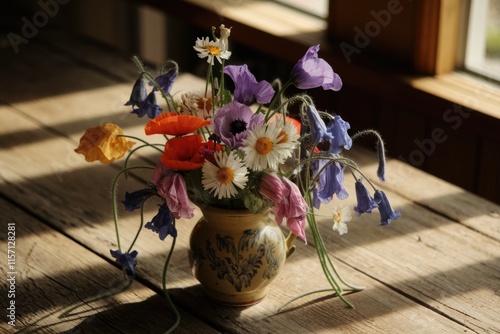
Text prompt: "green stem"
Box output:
[[111, 165, 156, 252], [123, 143, 164, 175], [126, 198, 155, 254], [277, 286, 359, 313], [265, 80, 293, 122], [162, 221, 180, 334]]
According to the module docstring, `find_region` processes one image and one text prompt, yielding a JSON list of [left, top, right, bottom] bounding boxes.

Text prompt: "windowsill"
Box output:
[[144, 0, 500, 139]]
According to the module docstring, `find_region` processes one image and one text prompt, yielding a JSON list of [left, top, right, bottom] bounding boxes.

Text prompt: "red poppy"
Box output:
[[160, 135, 206, 170], [198, 140, 225, 165], [145, 113, 210, 136]]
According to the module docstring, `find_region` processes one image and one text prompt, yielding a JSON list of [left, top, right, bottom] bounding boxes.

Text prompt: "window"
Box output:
[[464, 0, 500, 82]]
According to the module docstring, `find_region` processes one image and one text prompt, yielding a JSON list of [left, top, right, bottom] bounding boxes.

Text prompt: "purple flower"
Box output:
[[291, 45, 342, 91], [374, 190, 401, 226], [151, 163, 194, 219], [132, 91, 162, 119], [306, 105, 333, 147], [153, 68, 178, 93], [312, 159, 348, 209], [110, 249, 138, 275], [224, 64, 275, 105], [327, 115, 352, 154], [212, 101, 264, 148], [122, 188, 156, 212], [259, 173, 307, 242], [125, 78, 147, 108], [353, 180, 378, 216], [376, 139, 386, 182], [145, 203, 177, 240]]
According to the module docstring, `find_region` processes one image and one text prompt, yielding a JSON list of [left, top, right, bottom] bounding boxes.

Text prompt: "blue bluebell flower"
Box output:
[[327, 115, 352, 154], [312, 159, 348, 209], [125, 78, 147, 108], [110, 249, 138, 275], [376, 139, 386, 182], [145, 203, 177, 240], [353, 180, 378, 216], [374, 190, 401, 226], [122, 188, 156, 212], [132, 91, 162, 119], [154, 68, 178, 93], [306, 105, 333, 147]]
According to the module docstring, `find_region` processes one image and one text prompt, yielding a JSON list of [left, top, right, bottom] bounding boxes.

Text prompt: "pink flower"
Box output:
[[259, 173, 307, 242], [152, 163, 195, 219]]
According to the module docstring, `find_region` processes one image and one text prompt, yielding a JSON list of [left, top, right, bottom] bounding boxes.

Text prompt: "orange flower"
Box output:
[[287, 116, 301, 134], [75, 123, 135, 164], [145, 113, 210, 136], [160, 135, 206, 170]]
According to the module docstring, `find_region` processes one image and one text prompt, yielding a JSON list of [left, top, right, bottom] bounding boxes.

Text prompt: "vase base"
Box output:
[[202, 287, 268, 307]]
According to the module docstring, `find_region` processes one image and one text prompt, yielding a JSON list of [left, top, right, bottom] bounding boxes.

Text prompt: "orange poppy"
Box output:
[[75, 123, 135, 164], [160, 135, 206, 170], [286, 116, 301, 134], [145, 113, 210, 136]]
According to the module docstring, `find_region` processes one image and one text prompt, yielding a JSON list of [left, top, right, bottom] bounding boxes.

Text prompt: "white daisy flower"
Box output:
[[270, 120, 300, 158], [202, 150, 248, 199], [332, 205, 353, 235], [193, 37, 231, 65], [241, 124, 285, 171]]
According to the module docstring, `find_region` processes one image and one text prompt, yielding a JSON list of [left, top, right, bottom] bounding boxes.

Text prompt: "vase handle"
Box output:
[[284, 231, 297, 258]]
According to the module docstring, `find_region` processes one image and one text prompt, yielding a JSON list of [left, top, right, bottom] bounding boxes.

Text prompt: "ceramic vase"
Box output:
[[188, 206, 288, 307]]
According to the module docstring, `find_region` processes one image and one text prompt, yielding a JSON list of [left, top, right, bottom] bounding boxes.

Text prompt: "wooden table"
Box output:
[[1, 29, 499, 334]]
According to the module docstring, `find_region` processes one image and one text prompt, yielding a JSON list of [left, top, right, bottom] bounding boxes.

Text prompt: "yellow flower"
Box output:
[[75, 123, 135, 164]]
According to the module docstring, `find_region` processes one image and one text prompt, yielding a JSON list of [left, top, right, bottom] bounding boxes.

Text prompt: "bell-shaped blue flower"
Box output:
[[154, 67, 178, 93], [376, 139, 386, 182], [374, 190, 401, 226], [122, 188, 156, 212], [327, 115, 352, 154], [312, 159, 348, 209], [224, 64, 275, 105], [132, 91, 162, 119], [125, 78, 147, 108], [145, 203, 177, 240], [291, 45, 342, 91], [306, 105, 333, 147], [353, 180, 378, 216], [110, 249, 138, 275]]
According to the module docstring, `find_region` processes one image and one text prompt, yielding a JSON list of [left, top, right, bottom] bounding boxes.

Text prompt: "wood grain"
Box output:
[[1, 32, 499, 333]]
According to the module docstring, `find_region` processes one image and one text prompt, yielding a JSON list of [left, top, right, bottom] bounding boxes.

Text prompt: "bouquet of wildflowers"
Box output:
[[76, 24, 400, 331]]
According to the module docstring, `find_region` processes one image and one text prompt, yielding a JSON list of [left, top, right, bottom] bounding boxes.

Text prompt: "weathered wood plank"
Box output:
[[346, 146, 500, 241], [0, 198, 219, 333], [1, 91, 472, 333], [0, 47, 482, 333]]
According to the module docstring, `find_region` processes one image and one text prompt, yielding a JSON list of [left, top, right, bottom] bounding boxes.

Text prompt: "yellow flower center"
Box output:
[[205, 46, 221, 56], [277, 130, 288, 144], [216, 167, 234, 185], [333, 209, 342, 223], [255, 137, 273, 155]]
